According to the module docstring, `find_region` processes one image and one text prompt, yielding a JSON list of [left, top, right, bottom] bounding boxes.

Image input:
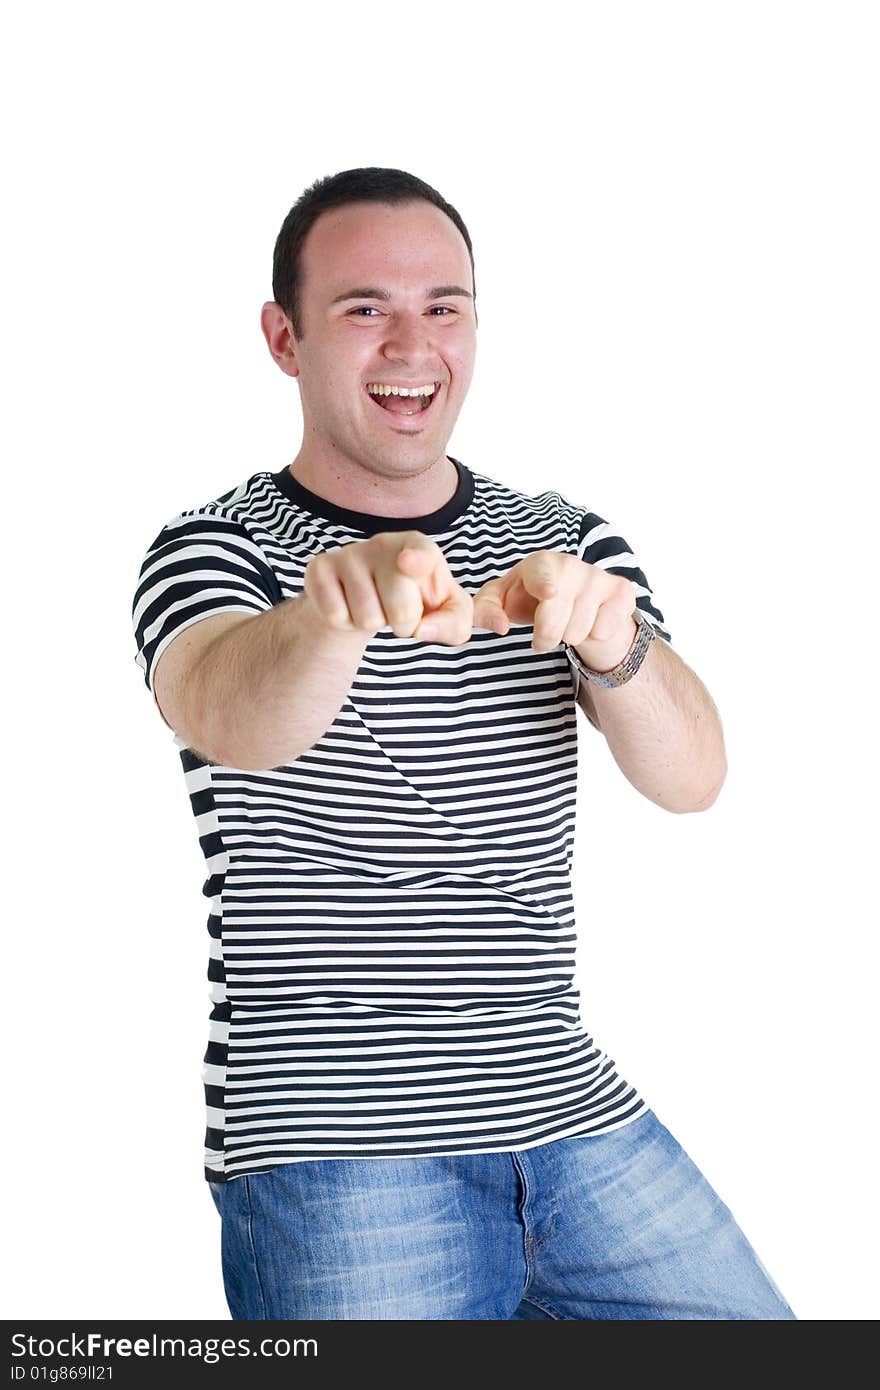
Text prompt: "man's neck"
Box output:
[[286, 450, 459, 519]]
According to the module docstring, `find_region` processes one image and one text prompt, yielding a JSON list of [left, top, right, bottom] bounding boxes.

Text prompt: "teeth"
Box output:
[[366, 382, 437, 397]]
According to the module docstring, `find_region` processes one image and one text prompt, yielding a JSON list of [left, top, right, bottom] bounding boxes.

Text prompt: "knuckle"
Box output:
[[355, 587, 386, 616], [612, 575, 636, 605], [380, 581, 420, 633], [402, 532, 443, 564], [305, 552, 330, 582], [304, 564, 338, 614]]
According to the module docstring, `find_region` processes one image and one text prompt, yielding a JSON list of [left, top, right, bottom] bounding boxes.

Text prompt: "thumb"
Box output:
[[472, 586, 510, 635], [413, 587, 474, 645]]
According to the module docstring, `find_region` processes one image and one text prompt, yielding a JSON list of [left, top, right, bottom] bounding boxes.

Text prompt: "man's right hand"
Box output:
[[302, 531, 492, 646]]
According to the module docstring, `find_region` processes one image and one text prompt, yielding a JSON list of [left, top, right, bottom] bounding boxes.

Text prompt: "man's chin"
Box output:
[[353, 440, 453, 477], [359, 429, 450, 461]]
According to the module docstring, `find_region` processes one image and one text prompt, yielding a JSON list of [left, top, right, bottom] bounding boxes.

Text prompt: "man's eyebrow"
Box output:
[[330, 285, 474, 304]]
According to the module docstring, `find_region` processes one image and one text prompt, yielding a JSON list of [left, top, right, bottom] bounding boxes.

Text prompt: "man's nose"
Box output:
[[381, 312, 436, 358]]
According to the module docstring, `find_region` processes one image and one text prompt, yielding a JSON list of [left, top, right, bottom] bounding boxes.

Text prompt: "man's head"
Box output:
[[261, 168, 478, 483]]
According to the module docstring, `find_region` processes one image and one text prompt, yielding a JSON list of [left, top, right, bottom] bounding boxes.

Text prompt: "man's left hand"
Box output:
[[470, 550, 639, 671]]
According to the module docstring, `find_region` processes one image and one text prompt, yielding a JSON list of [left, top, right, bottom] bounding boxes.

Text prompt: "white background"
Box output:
[[3, 0, 877, 1322]]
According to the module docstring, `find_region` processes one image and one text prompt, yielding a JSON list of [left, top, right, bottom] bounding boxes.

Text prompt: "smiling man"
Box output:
[[266, 196, 476, 518], [132, 167, 796, 1321]]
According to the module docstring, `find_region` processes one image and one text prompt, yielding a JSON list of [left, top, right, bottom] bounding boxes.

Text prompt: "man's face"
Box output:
[[283, 200, 477, 479]]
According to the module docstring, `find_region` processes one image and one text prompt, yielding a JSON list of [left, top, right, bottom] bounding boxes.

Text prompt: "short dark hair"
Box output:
[[271, 167, 477, 340]]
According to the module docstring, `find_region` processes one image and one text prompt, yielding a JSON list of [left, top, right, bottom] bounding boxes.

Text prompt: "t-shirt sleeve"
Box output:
[[131, 509, 283, 709], [575, 510, 672, 646]]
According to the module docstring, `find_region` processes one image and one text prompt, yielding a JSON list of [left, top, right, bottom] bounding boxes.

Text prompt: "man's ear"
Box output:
[[261, 301, 300, 379]]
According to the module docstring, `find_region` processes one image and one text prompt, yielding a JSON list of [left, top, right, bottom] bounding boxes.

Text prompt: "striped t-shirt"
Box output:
[[132, 455, 672, 1185]]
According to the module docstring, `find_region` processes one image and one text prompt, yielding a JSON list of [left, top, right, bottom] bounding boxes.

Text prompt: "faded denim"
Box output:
[[209, 1108, 797, 1320]]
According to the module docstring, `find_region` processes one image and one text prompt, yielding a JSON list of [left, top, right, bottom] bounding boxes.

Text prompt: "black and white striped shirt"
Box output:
[[132, 456, 672, 1185]]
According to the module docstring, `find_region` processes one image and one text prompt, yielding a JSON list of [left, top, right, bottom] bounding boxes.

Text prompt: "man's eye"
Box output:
[[347, 306, 456, 317]]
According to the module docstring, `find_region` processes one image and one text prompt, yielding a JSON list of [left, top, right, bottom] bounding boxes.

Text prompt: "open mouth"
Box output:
[[365, 383, 442, 421]]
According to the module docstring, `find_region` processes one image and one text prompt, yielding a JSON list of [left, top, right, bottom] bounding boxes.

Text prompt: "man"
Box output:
[[132, 166, 796, 1320]]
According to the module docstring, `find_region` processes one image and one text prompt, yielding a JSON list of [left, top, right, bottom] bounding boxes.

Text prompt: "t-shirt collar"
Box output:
[[269, 456, 474, 536]]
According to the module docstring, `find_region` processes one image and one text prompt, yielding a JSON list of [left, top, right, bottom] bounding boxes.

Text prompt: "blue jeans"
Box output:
[[208, 1109, 797, 1319]]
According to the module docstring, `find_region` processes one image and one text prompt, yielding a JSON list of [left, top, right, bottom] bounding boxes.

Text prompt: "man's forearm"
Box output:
[[186, 593, 369, 770], [580, 627, 728, 814]]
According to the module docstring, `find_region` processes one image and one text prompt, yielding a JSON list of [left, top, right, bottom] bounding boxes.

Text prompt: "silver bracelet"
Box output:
[[563, 607, 656, 689]]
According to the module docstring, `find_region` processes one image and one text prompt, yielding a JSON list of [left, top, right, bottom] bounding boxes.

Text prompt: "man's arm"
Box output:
[[572, 629, 727, 814], [575, 681, 603, 733], [171, 593, 370, 770]]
